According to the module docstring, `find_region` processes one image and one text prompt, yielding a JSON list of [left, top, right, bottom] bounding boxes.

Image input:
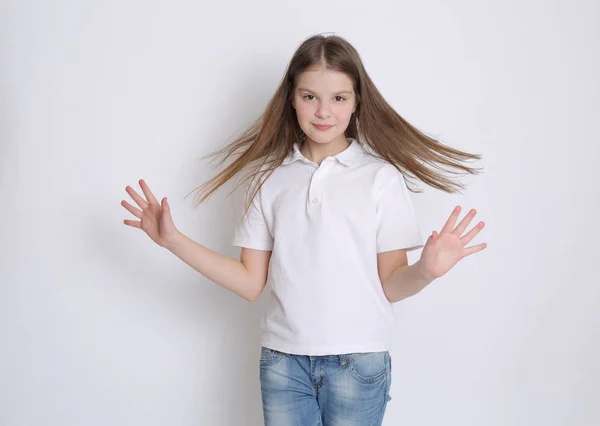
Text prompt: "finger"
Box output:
[[160, 197, 171, 217], [121, 200, 142, 219], [123, 219, 141, 228], [453, 208, 477, 237], [460, 221, 485, 246], [139, 179, 159, 206], [126, 185, 149, 210], [440, 206, 461, 234], [463, 242, 487, 256]]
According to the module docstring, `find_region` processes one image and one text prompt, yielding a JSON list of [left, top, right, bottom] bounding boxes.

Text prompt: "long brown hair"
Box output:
[[184, 33, 482, 215]]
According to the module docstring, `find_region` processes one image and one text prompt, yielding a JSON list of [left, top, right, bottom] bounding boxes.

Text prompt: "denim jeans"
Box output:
[[259, 346, 392, 426]]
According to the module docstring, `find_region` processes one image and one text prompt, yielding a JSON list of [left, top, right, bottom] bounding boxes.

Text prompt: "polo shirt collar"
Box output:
[[282, 137, 362, 166]]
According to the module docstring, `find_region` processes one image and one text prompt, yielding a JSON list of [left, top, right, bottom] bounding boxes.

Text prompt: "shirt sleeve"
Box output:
[[231, 182, 274, 251], [375, 168, 424, 253]]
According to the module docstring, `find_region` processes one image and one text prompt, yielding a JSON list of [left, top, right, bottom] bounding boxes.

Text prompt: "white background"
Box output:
[[1, 0, 598, 425]]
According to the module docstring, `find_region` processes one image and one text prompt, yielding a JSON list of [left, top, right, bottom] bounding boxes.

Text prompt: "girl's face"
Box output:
[[291, 66, 357, 146]]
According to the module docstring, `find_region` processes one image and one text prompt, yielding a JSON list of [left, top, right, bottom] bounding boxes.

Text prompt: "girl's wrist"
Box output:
[[163, 230, 183, 251], [414, 259, 436, 283]]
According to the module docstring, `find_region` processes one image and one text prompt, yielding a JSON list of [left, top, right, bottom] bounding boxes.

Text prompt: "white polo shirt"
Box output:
[[231, 137, 424, 356]]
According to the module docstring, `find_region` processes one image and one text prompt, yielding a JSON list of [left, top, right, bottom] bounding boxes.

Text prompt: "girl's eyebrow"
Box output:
[[296, 87, 353, 95]]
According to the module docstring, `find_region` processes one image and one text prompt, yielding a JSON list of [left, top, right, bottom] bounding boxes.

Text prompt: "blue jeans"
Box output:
[[259, 346, 392, 426]]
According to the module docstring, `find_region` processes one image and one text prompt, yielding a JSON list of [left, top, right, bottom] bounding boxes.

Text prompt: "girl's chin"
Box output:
[[305, 133, 345, 144]]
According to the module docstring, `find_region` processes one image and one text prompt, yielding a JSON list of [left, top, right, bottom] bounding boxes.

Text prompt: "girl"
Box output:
[[122, 33, 487, 426]]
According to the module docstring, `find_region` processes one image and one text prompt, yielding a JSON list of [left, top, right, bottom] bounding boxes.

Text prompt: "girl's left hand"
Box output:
[[418, 206, 487, 280]]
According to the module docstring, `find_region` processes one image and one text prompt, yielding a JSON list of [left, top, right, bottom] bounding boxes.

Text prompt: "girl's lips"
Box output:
[[313, 124, 333, 130]]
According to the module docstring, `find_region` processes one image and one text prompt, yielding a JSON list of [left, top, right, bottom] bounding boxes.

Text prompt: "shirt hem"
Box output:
[[261, 335, 392, 356], [231, 238, 273, 251], [377, 241, 424, 253]]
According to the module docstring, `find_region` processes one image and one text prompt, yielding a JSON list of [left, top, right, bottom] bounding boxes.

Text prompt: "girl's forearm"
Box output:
[[382, 260, 435, 303], [164, 231, 258, 301]]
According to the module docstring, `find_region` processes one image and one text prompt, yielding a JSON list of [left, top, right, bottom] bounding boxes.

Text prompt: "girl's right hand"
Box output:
[[121, 179, 179, 248]]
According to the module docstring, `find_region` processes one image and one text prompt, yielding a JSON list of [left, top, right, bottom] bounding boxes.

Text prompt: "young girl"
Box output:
[[122, 33, 487, 426]]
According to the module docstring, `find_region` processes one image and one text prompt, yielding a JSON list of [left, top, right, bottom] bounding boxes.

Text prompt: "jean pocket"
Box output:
[[346, 351, 388, 385], [260, 346, 285, 367]]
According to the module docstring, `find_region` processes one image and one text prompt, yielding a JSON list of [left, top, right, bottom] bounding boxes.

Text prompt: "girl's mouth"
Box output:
[[313, 124, 333, 130]]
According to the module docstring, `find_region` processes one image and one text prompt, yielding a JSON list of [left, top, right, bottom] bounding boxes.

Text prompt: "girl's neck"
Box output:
[[300, 136, 350, 166]]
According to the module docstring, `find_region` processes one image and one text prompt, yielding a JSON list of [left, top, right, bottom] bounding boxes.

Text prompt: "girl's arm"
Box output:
[[381, 259, 434, 303], [165, 231, 271, 302], [381, 206, 487, 302], [122, 179, 271, 302]]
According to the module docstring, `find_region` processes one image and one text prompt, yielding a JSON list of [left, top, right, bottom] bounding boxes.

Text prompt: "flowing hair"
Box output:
[[184, 33, 482, 216]]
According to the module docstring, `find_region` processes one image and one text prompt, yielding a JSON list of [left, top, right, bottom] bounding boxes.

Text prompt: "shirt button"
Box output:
[[311, 198, 318, 204]]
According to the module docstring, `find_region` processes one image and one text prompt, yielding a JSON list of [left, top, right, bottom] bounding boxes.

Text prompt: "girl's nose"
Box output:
[[316, 102, 331, 118]]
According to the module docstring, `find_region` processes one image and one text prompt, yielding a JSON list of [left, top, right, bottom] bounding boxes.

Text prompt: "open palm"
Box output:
[[121, 179, 178, 248], [419, 206, 487, 280]]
